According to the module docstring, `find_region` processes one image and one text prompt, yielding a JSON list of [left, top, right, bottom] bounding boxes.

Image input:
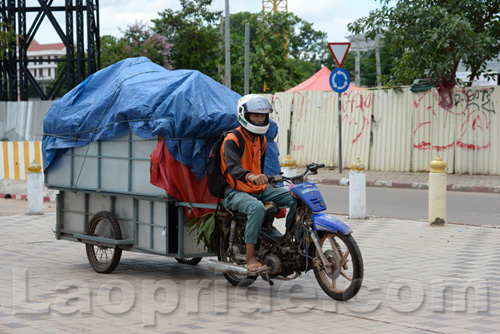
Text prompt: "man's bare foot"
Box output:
[[247, 262, 268, 273]]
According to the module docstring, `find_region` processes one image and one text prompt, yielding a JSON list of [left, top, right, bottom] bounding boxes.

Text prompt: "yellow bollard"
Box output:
[[429, 155, 446, 226], [27, 159, 43, 215]]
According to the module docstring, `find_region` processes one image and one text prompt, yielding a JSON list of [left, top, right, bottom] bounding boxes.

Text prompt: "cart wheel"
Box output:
[[175, 257, 203, 265], [86, 211, 122, 274]]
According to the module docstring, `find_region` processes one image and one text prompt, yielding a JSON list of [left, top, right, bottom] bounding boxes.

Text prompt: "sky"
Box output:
[[27, 0, 383, 45]]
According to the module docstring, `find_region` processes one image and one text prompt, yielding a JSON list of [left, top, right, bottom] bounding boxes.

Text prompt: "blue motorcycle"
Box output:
[[209, 163, 364, 301]]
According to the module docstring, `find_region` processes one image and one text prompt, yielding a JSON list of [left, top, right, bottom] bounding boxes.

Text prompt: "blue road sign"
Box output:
[[329, 68, 351, 93]]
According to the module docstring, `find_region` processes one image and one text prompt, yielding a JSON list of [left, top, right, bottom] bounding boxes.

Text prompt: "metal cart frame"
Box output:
[[45, 131, 215, 271]]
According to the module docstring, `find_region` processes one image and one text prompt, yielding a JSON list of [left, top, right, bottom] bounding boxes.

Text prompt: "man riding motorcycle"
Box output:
[[220, 94, 295, 273]]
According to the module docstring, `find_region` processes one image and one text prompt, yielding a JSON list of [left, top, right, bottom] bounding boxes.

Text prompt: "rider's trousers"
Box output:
[[223, 185, 295, 244]]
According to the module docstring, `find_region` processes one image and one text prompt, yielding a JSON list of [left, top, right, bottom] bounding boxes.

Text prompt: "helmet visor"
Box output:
[[244, 98, 273, 114]]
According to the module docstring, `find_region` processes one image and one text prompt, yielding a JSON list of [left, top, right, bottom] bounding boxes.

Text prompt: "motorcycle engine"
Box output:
[[263, 255, 282, 275]]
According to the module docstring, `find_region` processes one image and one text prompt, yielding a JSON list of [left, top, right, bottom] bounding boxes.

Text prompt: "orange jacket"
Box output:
[[220, 127, 267, 194]]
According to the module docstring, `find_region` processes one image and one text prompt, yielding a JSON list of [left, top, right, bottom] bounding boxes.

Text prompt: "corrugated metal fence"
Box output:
[[270, 86, 500, 174], [1, 87, 500, 177], [0, 101, 53, 141]]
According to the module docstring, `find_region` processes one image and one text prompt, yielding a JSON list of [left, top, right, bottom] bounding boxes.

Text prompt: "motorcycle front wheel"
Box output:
[[313, 232, 364, 301], [217, 224, 257, 287]]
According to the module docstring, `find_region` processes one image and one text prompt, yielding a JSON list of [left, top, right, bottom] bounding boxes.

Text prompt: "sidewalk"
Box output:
[[306, 167, 500, 193], [1, 211, 499, 333]]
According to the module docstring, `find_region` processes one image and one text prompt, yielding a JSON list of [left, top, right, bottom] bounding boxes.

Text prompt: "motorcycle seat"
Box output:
[[225, 202, 280, 222]]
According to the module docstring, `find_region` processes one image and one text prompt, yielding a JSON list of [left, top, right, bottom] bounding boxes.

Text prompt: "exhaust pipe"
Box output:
[[207, 259, 248, 275]]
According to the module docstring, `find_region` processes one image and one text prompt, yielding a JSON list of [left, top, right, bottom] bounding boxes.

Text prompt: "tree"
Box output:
[[100, 22, 173, 69], [348, 0, 500, 86], [0, 22, 16, 60], [151, 1, 328, 93], [228, 11, 329, 94], [121, 21, 173, 68], [152, 0, 222, 79], [228, 11, 293, 94], [100, 35, 125, 68]]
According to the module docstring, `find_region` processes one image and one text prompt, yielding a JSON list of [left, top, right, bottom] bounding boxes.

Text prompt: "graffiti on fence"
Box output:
[[342, 91, 373, 144], [453, 87, 495, 114], [413, 87, 494, 152], [295, 92, 308, 122], [454, 87, 493, 151]]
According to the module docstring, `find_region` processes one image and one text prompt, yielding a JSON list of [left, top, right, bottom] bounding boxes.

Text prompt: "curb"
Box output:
[[310, 178, 500, 194], [0, 193, 56, 202]]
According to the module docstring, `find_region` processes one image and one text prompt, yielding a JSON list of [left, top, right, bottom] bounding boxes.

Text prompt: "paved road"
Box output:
[[0, 198, 56, 216], [1, 211, 500, 333], [318, 185, 500, 226]]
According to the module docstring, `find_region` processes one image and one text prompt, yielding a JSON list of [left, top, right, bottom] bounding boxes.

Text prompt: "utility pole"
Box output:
[[224, 0, 231, 89], [218, 15, 223, 83], [244, 23, 250, 95], [375, 35, 382, 87]]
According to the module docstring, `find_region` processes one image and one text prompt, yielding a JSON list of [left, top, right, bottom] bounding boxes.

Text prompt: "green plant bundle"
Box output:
[[187, 212, 227, 252]]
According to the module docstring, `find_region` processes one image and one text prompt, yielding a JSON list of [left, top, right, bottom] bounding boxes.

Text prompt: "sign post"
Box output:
[[328, 42, 351, 173]]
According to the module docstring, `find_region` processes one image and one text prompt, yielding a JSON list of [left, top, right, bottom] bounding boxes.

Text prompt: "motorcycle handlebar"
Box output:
[[268, 162, 325, 186]]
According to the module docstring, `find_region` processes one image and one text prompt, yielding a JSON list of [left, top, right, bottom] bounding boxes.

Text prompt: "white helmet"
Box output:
[[237, 94, 273, 134]]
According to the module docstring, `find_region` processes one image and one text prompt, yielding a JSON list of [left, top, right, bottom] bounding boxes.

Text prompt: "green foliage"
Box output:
[[100, 0, 337, 92], [348, 0, 500, 86], [27, 78, 62, 99], [187, 212, 227, 252], [100, 35, 127, 68], [152, 0, 223, 79], [100, 22, 173, 69], [228, 11, 329, 94], [0, 22, 16, 60], [121, 22, 173, 68], [229, 11, 292, 94]]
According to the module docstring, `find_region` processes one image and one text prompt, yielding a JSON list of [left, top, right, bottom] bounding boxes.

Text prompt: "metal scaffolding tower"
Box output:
[[262, 0, 287, 14], [0, 0, 100, 101]]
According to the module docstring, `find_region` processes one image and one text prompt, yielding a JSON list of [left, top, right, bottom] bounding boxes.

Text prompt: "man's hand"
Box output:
[[247, 173, 268, 185]]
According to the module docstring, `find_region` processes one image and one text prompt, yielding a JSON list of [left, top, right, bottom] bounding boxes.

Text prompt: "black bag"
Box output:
[[207, 130, 244, 198]]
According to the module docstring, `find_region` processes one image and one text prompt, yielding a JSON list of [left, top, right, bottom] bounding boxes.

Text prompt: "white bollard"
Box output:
[[281, 154, 297, 179], [349, 158, 366, 219], [429, 155, 446, 226], [27, 159, 43, 215]]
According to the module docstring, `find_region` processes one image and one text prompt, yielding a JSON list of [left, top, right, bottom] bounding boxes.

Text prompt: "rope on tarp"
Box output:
[[71, 68, 163, 192]]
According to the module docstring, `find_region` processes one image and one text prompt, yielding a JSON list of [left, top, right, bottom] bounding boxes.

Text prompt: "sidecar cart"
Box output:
[[45, 131, 216, 274]]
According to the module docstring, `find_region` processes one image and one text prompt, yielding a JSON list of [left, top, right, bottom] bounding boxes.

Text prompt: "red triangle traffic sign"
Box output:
[[328, 42, 351, 68]]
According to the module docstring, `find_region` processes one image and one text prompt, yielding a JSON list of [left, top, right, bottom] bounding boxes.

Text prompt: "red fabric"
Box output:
[[150, 138, 218, 219], [286, 66, 366, 92], [276, 208, 286, 219], [150, 138, 288, 220]]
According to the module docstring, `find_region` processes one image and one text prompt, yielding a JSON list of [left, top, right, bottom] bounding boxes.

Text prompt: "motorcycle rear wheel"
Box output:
[[217, 226, 256, 287], [313, 232, 363, 301]]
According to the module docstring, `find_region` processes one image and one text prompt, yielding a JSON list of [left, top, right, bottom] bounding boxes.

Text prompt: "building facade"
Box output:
[[26, 39, 66, 81]]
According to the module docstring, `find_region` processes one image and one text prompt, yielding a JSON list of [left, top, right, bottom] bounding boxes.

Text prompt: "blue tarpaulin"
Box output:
[[42, 57, 281, 180]]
